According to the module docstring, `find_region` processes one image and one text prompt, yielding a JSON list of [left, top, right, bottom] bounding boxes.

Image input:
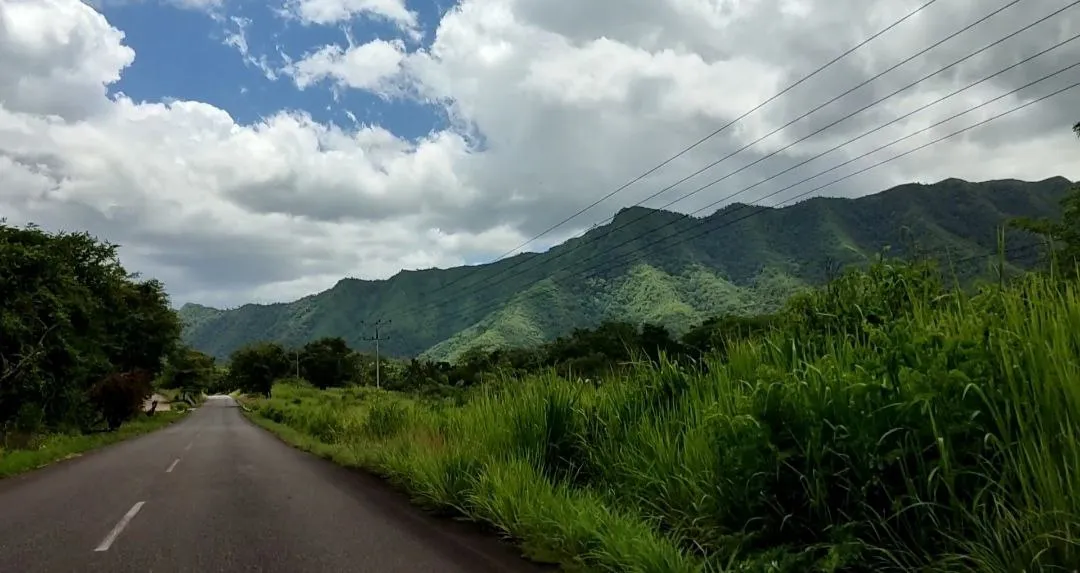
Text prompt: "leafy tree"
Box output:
[[546, 321, 637, 367], [349, 351, 403, 388], [181, 177, 1071, 362], [105, 279, 182, 375], [1010, 123, 1080, 272], [400, 358, 451, 391], [0, 222, 181, 434], [639, 323, 684, 363], [499, 347, 544, 372], [89, 370, 155, 431], [228, 342, 290, 397], [297, 337, 355, 389], [683, 314, 779, 358], [161, 346, 219, 396], [450, 346, 500, 386]]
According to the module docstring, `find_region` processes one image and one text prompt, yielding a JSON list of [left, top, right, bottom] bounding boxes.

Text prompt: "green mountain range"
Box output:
[[179, 177, 1073, 361]]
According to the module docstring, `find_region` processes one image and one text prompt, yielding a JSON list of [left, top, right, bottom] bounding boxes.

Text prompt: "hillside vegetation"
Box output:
[[238, 179, 1080, 572], [180, 177, 1072, 361]]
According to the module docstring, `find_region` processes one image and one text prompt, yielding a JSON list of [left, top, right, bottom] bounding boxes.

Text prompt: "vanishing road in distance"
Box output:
[[0, 396, 544, 573]]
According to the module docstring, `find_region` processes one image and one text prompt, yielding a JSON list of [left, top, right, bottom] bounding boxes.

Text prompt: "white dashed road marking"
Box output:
[[166, 458, 180, 473], [94, 502, 145, 552]]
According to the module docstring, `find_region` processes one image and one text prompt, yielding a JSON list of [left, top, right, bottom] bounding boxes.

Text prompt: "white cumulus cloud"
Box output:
[[283, 0, 417, 30], [1, 0, 1079, 310], [285, 38, 407, 94]]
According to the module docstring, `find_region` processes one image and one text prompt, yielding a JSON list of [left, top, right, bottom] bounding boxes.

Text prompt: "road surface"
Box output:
[[0, 396, 547, 573]]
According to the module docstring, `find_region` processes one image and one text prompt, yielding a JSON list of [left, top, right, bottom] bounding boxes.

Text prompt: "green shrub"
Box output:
[[89, 370, 155, 431], [248, 263, 1080, 572]]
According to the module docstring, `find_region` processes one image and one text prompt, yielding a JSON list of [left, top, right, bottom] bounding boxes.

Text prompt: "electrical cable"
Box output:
[[396, 67, 1080, 330], [406, 0, 948, 299], [381, 9, 1079, 326]]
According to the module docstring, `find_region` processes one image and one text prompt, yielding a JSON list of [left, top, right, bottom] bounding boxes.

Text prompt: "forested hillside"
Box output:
[[241, 180, 1080, 572], [180, 176, 1073, 360]]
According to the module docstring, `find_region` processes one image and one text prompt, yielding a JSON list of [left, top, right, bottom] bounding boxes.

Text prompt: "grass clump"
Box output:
[[246, 260, 1080, 572]]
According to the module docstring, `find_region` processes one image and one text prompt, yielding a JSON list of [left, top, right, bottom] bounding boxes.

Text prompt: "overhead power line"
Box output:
[[413, 0, 1019, 306], [402, 64, 1080, 329], [542, 72, 1080, 295], [408, 0, 945, 301], [950, 240, 1051, 267], [535, 47, 1080, 286], [586, 0, 1079, 239], [384, 1, 1077, 324], [441, 0, 1074, 314]]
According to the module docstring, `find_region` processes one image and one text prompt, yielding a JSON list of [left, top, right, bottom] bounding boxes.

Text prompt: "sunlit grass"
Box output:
[[247, 268, 1080, 572]]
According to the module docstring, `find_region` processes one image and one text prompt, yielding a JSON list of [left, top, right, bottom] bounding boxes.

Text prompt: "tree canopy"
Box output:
[[180, 178, 1073, 362], [1010, 122, 1080, 272], [297, 337, 355, 389], [228, 341, 291, 397], [0, 222, 181, 434]]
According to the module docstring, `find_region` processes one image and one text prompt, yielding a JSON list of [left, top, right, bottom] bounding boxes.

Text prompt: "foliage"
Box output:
[[88, 370, 155, 431], [106, 279, 182, 374], [285, 260, 977, 393], [682, 313, 779, 358], [1006, 126, 1080, 276], [227, 341, 291, 397], [297, 337, 356, 389], [0, 222, 181, 436], [0, 410, 186, 479], [1011, 186, 1080, 273], [248, 260, 1080, 572], [397, 358, 454, 391], [221, 260, 1016, 396], [181, 177, 1073, 360], [239, 132, 1080, 570], [160, 345, 226, 396]]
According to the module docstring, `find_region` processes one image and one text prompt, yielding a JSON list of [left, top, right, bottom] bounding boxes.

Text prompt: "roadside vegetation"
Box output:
[[0, 411, 185, 478], [0, 223, 213, 477], [182, 176, 1072, 362], [240, 173, 1080, 569]]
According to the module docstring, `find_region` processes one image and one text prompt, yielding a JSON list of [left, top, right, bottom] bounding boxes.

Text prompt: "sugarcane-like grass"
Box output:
[[247, 263, 1080, 572]]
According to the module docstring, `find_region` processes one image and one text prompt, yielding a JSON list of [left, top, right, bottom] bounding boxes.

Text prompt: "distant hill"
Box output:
[[179, 177, 1073, 361]]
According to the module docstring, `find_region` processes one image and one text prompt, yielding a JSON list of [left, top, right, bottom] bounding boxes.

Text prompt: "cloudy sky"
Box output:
[[1, 0, 1078, 309]]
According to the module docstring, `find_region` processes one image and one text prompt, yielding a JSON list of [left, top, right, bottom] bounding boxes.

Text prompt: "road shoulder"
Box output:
[[237, 403, 555, 572], [0, 410, 189, 481]]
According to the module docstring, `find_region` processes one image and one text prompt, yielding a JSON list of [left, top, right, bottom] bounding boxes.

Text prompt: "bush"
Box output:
[[0, 222, 180, 435], [248, 263, 1080, 572], [89, 370, 154, 431], [228, 342, 291, 397]]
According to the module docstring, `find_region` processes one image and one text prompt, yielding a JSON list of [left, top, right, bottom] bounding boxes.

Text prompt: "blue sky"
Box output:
[[100, 0, 451, 140], [8, 0, 1079, 307]]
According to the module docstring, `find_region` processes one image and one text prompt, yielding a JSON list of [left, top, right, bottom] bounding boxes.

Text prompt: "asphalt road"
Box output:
[[0, 396, 548, 573]]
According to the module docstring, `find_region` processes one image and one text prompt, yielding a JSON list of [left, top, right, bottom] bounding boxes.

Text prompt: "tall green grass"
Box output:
[[248, 265, 1080, 572]]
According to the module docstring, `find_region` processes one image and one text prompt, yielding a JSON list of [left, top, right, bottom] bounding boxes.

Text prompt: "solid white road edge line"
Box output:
[[94, 501, 145, 552], [166, 458, 180, 473]]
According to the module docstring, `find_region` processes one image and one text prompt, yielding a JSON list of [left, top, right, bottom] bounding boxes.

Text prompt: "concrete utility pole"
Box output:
[[362, 319, 391, 389]]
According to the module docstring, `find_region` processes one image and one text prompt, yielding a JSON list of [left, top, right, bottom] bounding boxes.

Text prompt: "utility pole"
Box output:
[[362, 319, 391, 389], [294, 350, 300, 379]]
